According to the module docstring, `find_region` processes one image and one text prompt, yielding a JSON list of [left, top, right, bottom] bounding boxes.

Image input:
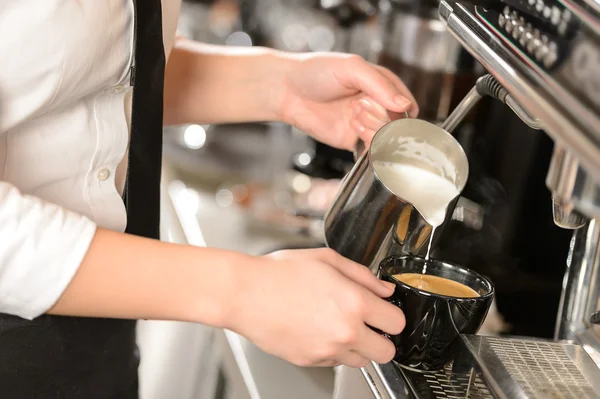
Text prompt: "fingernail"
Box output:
[[381, 281, 396, 291], [351, 119, 365, 133], [358, 99, 373, 111], [394, 95, 411, 108]]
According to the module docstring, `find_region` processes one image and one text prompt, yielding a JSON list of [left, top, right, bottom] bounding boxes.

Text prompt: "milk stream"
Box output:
[[373, 162, 460, 273]]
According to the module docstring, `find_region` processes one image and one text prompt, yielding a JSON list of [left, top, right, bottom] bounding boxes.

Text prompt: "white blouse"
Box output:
[[0, 0, 181, 319]]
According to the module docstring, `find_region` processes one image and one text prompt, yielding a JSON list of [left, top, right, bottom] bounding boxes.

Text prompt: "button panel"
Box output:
[[488, 0, 576, 38], [497, 6, 561, 68], [475, 2, 600, 114]]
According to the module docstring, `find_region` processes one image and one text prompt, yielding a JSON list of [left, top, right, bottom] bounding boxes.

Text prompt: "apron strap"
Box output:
[[123, 0, 165, 240]]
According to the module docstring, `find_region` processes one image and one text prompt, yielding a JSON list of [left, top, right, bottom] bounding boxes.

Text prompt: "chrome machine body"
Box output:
[[334, 0, 600, 397]]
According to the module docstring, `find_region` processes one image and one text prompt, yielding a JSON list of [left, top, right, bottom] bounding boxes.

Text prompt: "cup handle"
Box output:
[[389, 296, 403, 309]]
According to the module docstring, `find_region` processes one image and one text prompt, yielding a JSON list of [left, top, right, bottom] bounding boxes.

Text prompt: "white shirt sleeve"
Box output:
[[0, 181, 97, 320]]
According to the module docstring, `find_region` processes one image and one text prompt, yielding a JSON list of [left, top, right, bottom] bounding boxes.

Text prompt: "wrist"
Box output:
[[264, 50, 298, 124], [201, 250, 257, 329]]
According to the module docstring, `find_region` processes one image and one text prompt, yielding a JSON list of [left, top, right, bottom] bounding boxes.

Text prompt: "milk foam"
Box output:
[[373, 162, 460, 227]]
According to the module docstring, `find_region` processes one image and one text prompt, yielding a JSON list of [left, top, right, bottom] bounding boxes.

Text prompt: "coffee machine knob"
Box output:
[[527, 30, 542, 54], [513, 18, 525, 40], [499, 13, 506, 27], [520, 24, 533, 47], [543, 42, 558, 68], [535, 35, 550, 61]]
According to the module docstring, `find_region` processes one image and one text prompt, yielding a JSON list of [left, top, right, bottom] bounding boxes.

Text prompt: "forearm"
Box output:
[[48, 228, 246, 327], [163, 38, 292, 126]]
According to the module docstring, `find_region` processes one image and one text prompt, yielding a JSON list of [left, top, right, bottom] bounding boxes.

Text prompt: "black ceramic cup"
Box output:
[[378, 256, 494, 371]]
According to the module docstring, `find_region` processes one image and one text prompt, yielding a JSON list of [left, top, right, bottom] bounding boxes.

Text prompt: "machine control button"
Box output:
[[520, 24, 533, 46], [535, 35, 550, 61], [544, 41, 558, 67], [535, 44, 549, 61], [504, 5, 511, 16], [506, 18, 514, 33], [536, 0, 545, 12], [543, 6, 552, 19], [513, 18, 525, 39], [499, 13, 506, 27], [515, 24, 525, 40], [551, 6, 561, 25], [527, 30, 541, 54], [558, 20, 568, 36]]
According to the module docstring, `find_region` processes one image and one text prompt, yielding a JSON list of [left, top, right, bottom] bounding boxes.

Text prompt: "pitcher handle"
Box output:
[[353, 111, 409, 161]]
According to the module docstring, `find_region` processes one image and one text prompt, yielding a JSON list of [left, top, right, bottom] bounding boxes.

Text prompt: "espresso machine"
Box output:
[[331, 0, 600, 397]]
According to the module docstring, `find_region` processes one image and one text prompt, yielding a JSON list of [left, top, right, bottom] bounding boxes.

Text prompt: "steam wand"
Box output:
[[442, 74, 542, 133]]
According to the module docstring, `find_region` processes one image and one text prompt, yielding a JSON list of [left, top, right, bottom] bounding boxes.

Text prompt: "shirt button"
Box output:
[[112, 85, 125, 94], [97, 168, 110, 181]]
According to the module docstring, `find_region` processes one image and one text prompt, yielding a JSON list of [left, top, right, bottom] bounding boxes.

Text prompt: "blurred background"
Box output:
[[138, 1, 573, 398]]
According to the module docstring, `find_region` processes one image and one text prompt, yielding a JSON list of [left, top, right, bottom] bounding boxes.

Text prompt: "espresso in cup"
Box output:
[[392, 273, 480, 298], [379, 256, 494, 371]]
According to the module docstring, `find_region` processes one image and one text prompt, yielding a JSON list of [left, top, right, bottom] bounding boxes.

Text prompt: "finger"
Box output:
[[354, 326, 397, 364], [311, 360, 342, 367], [355, 98, 391, 123], [338, 57, 412, 115], [351, 111, 385, 148], [349, 119, 378, 151], [373, 65, 417, 104], [373, 65, 420, 118], [318, 249, 395, 298], [362, 293, 406, 336], [338, 351, 371, 368], [349, 118, 366, 141], [355, 107, 390, 132]]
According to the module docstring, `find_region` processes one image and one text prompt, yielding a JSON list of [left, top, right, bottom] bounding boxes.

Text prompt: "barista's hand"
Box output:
[[226, 248, 406, 368], [278, 53, 418, 151]]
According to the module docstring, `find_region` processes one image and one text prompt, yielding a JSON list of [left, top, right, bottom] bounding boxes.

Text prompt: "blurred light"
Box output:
[[292, 174, 312, 194], [308, 25, 336, 52], [282, 24, 309, 51], [184, 124, 206, 149], [297, 152, 312, 167], [168, 180, 206, 247], [226, 31, 253, 47], [178, 187, 200, 214], [216, 189, 234, 208], [371, 39, 383, 53]]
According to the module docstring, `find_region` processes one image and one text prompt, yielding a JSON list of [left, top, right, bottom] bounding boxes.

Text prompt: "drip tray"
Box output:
[[370, 335, 600, 398]]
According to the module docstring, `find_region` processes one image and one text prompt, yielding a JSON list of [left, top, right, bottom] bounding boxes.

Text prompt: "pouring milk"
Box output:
[[372, 137, 461, 262]]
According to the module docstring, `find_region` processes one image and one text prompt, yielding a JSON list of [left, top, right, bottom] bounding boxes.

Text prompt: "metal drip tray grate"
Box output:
[[419, 364, 493, 399], [393, 335, 600, 399], [485, 337, 598, 398]]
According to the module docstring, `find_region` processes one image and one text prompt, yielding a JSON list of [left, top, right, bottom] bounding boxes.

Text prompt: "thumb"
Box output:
[[319, 250, 395, 298]]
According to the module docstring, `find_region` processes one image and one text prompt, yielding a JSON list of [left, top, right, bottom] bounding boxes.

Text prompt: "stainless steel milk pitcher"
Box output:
[[324, 118, 469, 271]]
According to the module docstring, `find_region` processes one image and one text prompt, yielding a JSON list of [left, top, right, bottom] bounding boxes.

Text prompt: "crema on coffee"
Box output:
[[392, 273, 479, 298]]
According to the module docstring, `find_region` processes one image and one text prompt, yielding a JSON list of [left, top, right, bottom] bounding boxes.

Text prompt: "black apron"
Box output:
[[0, 1, 165, 397]]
